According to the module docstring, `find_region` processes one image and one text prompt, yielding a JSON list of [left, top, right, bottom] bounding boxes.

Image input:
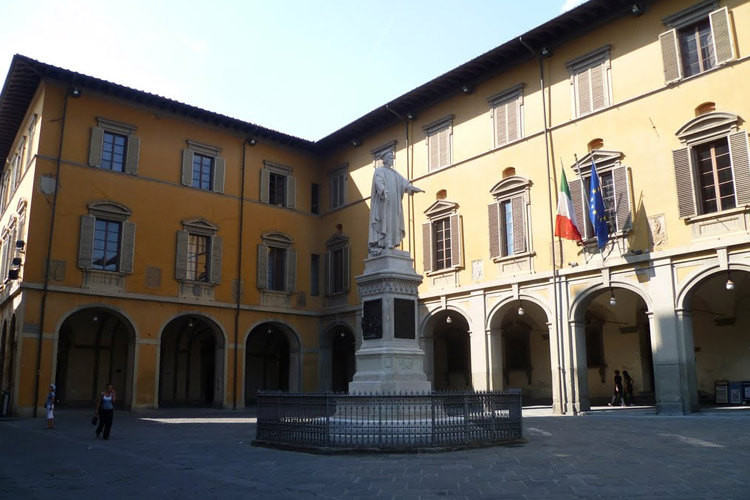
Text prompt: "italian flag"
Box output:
[[555, 169, 583, 241]]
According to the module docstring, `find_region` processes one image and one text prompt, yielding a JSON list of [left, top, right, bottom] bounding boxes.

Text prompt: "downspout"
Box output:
[[233, 137, 253, 409], [519, 37, 571, 414], [33, 85, 71, 417]]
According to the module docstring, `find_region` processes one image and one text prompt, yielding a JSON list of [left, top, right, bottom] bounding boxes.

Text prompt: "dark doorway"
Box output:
[[331, 329, 355, 392], [245, 324, 291, 404]]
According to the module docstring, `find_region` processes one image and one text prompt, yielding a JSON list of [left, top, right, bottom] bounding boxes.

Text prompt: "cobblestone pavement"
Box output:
[[1, 405, 749, 499]]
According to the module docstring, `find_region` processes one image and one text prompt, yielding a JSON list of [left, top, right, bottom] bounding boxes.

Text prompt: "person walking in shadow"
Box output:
[[44, 384, 56, 429], [94, 383, 116, 440], [623, 370, 635, 406], [608, 370, 625, 407]]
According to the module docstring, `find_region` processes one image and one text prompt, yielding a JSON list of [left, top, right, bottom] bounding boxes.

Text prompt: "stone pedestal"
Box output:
[[349, 249, 432, 394]]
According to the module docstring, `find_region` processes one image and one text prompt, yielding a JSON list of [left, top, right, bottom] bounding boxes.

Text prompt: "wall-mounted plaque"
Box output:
[[394, 298, 415, 339], [362, 299, 382, 340]]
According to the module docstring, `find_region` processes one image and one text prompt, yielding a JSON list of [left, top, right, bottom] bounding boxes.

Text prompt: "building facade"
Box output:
[[1, 0, 748, 416]]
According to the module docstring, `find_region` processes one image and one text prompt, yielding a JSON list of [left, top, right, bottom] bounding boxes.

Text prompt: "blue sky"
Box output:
[[0, 0, 583, 141]]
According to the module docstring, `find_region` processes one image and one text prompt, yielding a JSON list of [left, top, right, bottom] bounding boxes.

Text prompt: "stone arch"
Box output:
[[569, 280, 653, 321], [674, 262, 750, 310], [319, 321, 356, 392], [158, 313, 227, 408], [55, 306, 137, 408], [421, 306, 472, 390], [244, 320, 302, 404]]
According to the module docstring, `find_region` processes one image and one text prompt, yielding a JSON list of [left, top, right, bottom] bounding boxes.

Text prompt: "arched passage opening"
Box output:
[[422, 310, 472, 391], [576, 287, 653, 407], [159, 315, 225, 408], [55, 307, 136, 408], [489, 299, 552, 404], [245, 322, 300, 404], [683, 269, 750, 406]]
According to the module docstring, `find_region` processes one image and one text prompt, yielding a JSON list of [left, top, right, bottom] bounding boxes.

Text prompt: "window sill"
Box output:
[[492, 251, 535, 264], [684, 206, 750, 240], [580, 231, 629, 249], [260, 289, 292, 307], [684, 205, 749, 223], [425, 266, 462, 277], [178, 281, 215, 300], [82, 269, 126, 291]]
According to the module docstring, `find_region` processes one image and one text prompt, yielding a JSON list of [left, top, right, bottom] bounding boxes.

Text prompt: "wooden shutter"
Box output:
[[672, 147, 697, 218], [569, 178, 587, 239], [449, 214, 462, 268], [259, 169, 270, 203], [88, 127, 104, 167], [511, 196, 526, 254], [124, 136, 139, 175], [323, 251, 331, 295], [422, 222, 433, 272], [181, 150, 193, 186], [729, 131, 750, 206], [494, 103, 508, 147], [209, 236, 222, 284], [576, 69, 592, 116], [78, 215, 95, 269], [175, 230, 189, 280], [286, 175, 296, 209], [591, 63, 606, 111], [428, 134, 439, 171], [213, 157, 225, 193], [286, 248, 296, 292], [612, 166, 631, 232], [506, 98, 518, 143], [710, 7, 735, 65], [119, 221, 136, 273], [257, 244, 268, 289], [488, 203, 500, 259], [342, 245, 350, 291], [438, 127, 450, 168], [659, 29, 682, 84]]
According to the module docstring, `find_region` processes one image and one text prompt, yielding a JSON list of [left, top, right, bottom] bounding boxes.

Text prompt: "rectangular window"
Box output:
[[432, 218, 452, 270], [331, 247, 345, 294], [187, 234, 210, 281], [678, 19, 715, 77], [101, 132, 127, 172], [567, 47, 610, 118], [311, 254, 320, 296], [269, 173, 287, 206], [192, 153, 214, 190], [92, 219, 121, 271], [331, 172, 345, 209], [311, 183, 320, 214], [695, 138, 734, 214], [267, 246, 286, 291], [425, 119, 453, 172], [583, 172, 617, 235], [501, 200, 514, 256]]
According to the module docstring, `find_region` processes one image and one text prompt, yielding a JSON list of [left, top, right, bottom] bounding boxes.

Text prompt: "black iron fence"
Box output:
[[253, 390, 523, 452]]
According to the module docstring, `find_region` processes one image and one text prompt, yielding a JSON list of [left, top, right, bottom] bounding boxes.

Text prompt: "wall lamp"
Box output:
[[461, 85, 473, 95], [351, 138, 361, 147], [726, 271, 735, 291], [631, 3, 645, 16], [405, 112, 416, 121], [446, 315, 453, 324], [540, 47, 552, 58], [517, 300, 525, 316], [609, 288, 617, 306], [246, 138, 257, 146], [70, 87, 82, 98]]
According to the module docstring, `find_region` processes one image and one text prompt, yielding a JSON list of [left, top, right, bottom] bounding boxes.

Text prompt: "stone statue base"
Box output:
[[349, 249, 432, 394]]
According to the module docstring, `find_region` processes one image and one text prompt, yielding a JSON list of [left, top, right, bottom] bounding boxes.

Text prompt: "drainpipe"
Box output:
[[519, 37, 572, 415], [33, 84, 72, 417], [233, 137, 254, 409]]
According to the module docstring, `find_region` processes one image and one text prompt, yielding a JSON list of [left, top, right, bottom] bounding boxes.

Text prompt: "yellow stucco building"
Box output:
[[1, 0, 749, 416]]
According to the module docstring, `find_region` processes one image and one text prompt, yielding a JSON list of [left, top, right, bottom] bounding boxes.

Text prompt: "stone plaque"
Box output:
[[394, 298, 415, 339], [362, 299, 382, 340]]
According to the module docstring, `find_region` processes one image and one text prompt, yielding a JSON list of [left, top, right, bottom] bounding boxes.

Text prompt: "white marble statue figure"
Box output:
[[368, 150, 423, 255]]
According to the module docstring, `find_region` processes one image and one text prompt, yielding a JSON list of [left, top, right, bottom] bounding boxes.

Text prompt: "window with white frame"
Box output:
[[88, 117, 140, 174], [488, 176, 532, 259], [78, 201, 135, 274], [181, 140, 225, 193], [422, 200, 463, 273], [175, 219, 222, 284], [488, 84, 524, 148], [672, 111, 750, 218], [324, 234, 350, 295], [566, 46, 612, 118], [257, 232, 296, 293], [329, 164, 348, 210], [568, 150, 633, 240], [260, 161, 296, 209], [424, 116, 453, 172], [660, 1, 735, 84], [25, 114, 37, 171]]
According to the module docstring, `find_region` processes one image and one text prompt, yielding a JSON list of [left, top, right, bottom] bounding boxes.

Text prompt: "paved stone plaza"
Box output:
[[1, 406, 748, 499]]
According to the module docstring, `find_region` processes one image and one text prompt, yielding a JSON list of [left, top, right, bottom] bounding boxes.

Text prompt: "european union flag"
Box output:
[[588, 159, 609, 249]]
